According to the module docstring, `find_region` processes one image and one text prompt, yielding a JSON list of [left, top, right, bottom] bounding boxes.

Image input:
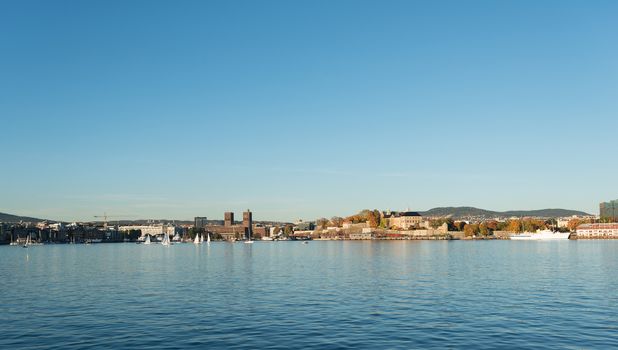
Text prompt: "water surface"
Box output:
[[1, 241, 617, 349]]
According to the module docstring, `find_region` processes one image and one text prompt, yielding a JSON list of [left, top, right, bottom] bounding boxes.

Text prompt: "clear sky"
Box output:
[[1, 0, 617, 222]]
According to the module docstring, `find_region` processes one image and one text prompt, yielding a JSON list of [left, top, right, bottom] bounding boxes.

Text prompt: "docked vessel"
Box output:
[[510, 229, 571, 241]]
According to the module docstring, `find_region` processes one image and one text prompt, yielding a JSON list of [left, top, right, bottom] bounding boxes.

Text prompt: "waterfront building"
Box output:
[[557, 218, 571, 228], [349, 231, 375, 240], [383, 210, 423, 230], [243, 210, 253, 239], [576, 223, 618, 238], [194, 216, 208, 229], [243, 210, 252, 228], [224, 212, 234, 227], [205, 210, 268, 240], [252, 224, 268, 239], [294, 220, 315, 231], [342, 222, 369, 229], [119, 224, 179, 240], [600, 199, 618, 221]]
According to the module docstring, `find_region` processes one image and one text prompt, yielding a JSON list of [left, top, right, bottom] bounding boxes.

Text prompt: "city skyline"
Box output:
[[2, 1, 617, 222]]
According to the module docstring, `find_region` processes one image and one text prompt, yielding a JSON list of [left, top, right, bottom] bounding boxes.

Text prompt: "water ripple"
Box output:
[[1, 241, 618, 348]]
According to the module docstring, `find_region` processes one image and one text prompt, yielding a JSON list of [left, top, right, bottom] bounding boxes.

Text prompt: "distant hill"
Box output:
[[420, 207, 591, 219], [0, 212, 47, 223]]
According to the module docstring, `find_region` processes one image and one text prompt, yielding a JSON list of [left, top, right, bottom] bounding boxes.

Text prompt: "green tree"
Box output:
[[429, 219, 443, 229], [495, 221, 508, 231], [452, 221, 466, 231]]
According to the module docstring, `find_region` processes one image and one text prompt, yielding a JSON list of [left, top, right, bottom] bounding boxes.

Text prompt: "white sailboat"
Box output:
[[144, 235, 151, 245], [244, 227, 254, 244], [207, 233, 211, 245], [194, 233, 201, 244], [23, 235, 31, 248], [161, 232, 171, 246], [199, 233, 204, 244]]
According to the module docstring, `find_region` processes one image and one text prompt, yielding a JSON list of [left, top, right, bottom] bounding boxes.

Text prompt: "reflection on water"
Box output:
[[1, 241, 617, 349]]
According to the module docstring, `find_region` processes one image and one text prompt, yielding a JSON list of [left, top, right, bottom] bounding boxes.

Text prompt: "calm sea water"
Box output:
[[1, 241, 617, 349]]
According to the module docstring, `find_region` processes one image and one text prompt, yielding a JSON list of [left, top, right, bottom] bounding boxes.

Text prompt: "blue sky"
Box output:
[[1, 0, 617, 222]]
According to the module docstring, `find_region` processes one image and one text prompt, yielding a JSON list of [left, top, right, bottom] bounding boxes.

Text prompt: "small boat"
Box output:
[[144, 235, 151, 245], [194, 233, 201, 244], [23, 235, 31, 248], [302, 241, 309, 244], [207, 233, 211, 245]]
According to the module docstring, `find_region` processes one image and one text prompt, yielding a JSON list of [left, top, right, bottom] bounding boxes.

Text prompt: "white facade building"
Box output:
[[119, 225, 179, 239], [576, 223, 618, 238]]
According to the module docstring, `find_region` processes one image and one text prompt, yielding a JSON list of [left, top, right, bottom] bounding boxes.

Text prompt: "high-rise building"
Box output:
[[194, 217, 208, 229], [600, 199, 618, 221], [224, 212, 234, 227], [243, 210, 253, 239]]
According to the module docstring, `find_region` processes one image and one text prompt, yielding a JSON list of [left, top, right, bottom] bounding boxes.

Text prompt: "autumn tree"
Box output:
[[373, 209, 381, 221], [316, 218, 329, 230], [506, 220, 522, 233], [463, 224, 479, 237], [567, 219, 581, 232], [366, 211, 379, 228], [330, 217, 344, 227], [283, 224, 294, 236], [523, 219, 546, 232], [272, 226, 282, 236], [479, 223, 490, 236], [485, 220, 498, 231]]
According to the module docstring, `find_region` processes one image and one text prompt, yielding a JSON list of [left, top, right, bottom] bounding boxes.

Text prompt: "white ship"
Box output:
[[510, 229, 571, 241]]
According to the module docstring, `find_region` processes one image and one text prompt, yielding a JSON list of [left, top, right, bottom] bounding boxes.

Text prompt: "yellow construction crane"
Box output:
[[93, 213, 130, 229]]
